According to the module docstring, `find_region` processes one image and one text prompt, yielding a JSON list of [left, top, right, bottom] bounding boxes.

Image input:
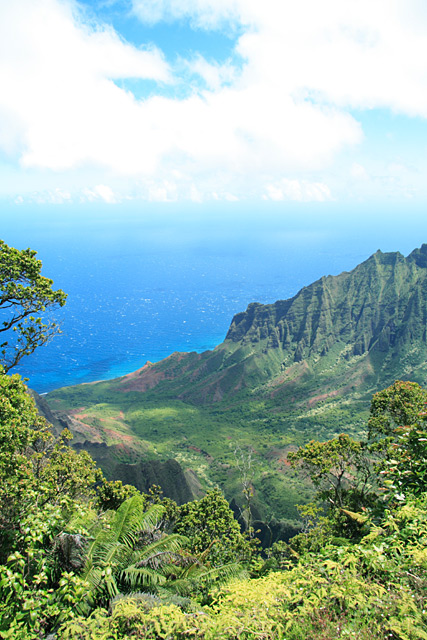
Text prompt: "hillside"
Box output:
[[45, 245, 427, 531]]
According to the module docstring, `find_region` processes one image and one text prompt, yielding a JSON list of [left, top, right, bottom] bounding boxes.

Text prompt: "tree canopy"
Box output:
[[1, 378, 427, 638], [0, 240, 66, 372]]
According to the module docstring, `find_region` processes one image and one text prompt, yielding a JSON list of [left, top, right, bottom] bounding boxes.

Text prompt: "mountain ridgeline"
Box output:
[[46, 245, 427, 525], [107, 245, 427, 404]]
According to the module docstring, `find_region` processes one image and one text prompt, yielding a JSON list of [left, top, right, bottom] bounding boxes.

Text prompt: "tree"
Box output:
[[0, 239, 66, 372], [174, 488, 253, 565], [288, 434, 373, 511], [0, 371, 47, 555], [368, 380, 427, 499], [368, 380, 427, 441], [0, 373, 100, 560]]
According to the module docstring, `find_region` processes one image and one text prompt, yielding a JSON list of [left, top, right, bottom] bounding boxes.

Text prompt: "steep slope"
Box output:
[[45, 246, 427, 528], [86, 246, 427, 405]]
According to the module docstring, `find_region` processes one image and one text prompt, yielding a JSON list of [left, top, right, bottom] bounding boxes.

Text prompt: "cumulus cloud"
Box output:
[[132, 0, 427, 117], [0, 0, 172, 173], [1, 0, 427, 201]]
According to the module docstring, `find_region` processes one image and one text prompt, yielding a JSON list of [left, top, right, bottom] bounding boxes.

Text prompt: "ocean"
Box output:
[[3, 202, 426, 393]]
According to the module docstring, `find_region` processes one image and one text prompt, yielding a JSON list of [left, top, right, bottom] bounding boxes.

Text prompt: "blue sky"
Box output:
[[1, 0, 427, 208]]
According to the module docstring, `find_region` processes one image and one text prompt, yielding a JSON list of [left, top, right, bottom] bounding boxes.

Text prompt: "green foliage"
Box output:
[[0, 498, 93, 638], [288, 433, 373, 513], [0, 374, 100, 560], [79, 495, 186, 609], [0, 372, 104, 636], [2, 273, 427, 640], [175, 488, 254, 566], [0, 239, 66, 372], [55, 522, 427, 640], [97, 479, 139, 511], [368, 380, 427, 439], [144, 485, 179, 526], [0, 372, 45, 551], [367, 381, 427, 501]]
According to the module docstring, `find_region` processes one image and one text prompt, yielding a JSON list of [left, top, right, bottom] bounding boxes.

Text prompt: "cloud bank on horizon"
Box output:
[[1, 0, 427, 205]]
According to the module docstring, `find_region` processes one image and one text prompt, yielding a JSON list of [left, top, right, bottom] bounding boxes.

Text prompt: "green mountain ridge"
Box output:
[[45, 245, 427, 530]]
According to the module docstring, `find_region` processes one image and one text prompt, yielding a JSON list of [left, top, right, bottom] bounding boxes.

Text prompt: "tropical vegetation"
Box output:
[[1, 241, 426, 638], [1, 372, 427, 638]]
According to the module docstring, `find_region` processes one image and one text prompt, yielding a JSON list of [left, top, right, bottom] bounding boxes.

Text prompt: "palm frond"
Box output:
[[132, 533, 187, 568], [65, 506, 99, 534], [164, 562, 247, 597], [120, 565, 168, 590], [111, 495, 151, 543]]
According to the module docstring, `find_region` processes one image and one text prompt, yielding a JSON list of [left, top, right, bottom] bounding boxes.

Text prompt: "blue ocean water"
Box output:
[[3, 202, 427, 393]]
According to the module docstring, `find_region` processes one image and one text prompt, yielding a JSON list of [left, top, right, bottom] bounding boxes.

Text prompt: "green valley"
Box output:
[[45, 245, 427, 531]]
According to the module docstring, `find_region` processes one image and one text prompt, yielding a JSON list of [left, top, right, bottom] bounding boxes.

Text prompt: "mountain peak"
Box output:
[[48, 245, 427, 408], [408, 243, 427, 267]]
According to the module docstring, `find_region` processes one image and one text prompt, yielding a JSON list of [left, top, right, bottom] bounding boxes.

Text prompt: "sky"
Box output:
[[1, 0, 427, 208]]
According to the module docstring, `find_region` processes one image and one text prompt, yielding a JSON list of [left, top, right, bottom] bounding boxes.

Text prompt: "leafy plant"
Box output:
[[0, 239, 66, 372]]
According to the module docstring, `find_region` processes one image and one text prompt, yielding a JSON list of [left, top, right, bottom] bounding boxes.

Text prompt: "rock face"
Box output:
[[112, 245, 427, 404], [74, 440, 202, 504], [114, 459, 203, 505], [28, 389, 69, 434], [225, 247, 427, 366]]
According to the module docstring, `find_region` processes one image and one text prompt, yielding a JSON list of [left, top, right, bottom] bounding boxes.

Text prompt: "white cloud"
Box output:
[[186, 55, 236, 91], [265, 179, 332, 202], [0, 0, 172, 173], [21, 188, 73, 204], [344, 159, 421, 201], [82, 184, 118, 203], [132, 0, 427, 114], [131, 0, 241, 29], [1, 0, 427, 201]]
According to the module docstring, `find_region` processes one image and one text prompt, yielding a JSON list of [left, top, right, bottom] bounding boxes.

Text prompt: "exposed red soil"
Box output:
[[307, 389, 340, 407], [268, 445, 298, 473], [103, 428, 135, 445], [113, 442, 135, 455], [68, 407, 87, 416], [119, 362, 167, 392], [118, 354, 193, 392], [186, 444, 213, 461], [64, 416, 104, 443], [268, 362, 310, 398]]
